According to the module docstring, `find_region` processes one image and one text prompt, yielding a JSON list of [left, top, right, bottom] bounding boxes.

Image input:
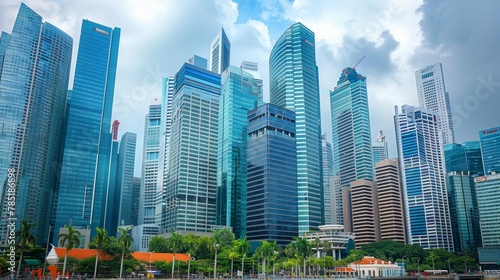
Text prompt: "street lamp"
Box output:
[[149, 251, 155, 278], [447, 259, 451, 274], [214, 244, 220, 279], [417, 259, 420, 276], [402, 256, 406, 276], [431, 256, 435, 274], [188, 255, 194, 280]]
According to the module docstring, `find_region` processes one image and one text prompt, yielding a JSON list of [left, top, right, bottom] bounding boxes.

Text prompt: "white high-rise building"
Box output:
[[209, 28, 230, 74], [415, 63, 455, 145]]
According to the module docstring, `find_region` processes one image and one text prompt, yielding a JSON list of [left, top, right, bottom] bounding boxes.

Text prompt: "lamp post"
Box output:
[[188, 255, 194, 280], [417, 259, 420, 276], [447, 259, 451, 274], [402, 256, 406, 276], [214, 244, 219, 279], [465, 260, 467, 273]]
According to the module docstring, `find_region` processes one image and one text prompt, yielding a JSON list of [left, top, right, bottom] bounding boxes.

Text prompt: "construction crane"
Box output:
[[377, 130, 386, 142], [342, 55, 366, 79]]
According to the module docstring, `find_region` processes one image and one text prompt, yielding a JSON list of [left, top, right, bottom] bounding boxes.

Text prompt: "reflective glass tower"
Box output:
[[270, 22, 323, 234], [322, 135, 334, 225], [115, 132, 137, 227], [474, 174, 500, 247], [54, 19, 120, 241], [395, 105, 453, 250], [330, 67, 374, 227], [479, 126, 500, 175], [246, 103, 297, 247], [0, 3, 72, 245], [209, 28, 230, 74], [217, 65, 263, 238], [444, 141, 484, 176], [163, 61, 220, 233]]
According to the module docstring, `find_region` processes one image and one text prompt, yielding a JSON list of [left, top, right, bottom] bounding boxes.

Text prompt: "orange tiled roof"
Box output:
[[353, 256, 393, 265], [335, 267, 355, 272], [132, 252, 190, 263], [55, 248, 111, 260]]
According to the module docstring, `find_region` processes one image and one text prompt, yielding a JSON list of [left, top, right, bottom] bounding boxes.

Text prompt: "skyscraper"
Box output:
[[475, 173, 500, 247], [270, 22, 323, 234], [246, 103, 298, 247], [322, 135, 334, 224], [209, 28, 230, 74], [395, 105, 453, 250], [139, 99, 162, 225], [163, 60, 220, 234], [0, 3, 72, 244], [415, 63, 455, 145], [479, 126, 500, 175], [54, 19, 120, 241], [372, 131, 389, 164], [330, 67, 374, 228], [115, 132, 137, 227], [444, 142, 484, 176], [217, 65, 263, 238]]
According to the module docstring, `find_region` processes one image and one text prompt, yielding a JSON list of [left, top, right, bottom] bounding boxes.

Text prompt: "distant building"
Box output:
[[131, 224, 161, 252], [444, 142, 484, 176], [115, 132, 137, 228], [415, 63, 455, 144], [346, 256, 404, 277], [322, 135, 334, 224], [475, 173, 500, 247], [303, 225, 354, 260], [372, 131, 389, 164], [209, 28, 230, 74], [479, 126, 500, 175], [246, 103, 297, 247]]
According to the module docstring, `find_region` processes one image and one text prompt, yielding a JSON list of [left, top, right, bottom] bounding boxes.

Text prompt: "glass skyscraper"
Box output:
[[479, 126, 500, 175], [322, 135, 334, 225], [0, 3, 72, 244], [330, 67, 374, 228], [269, 22, 323, 235], [474, 173, 500, 247], [395, 105, 453, 250], [163, 61, 220, 233], [415, 63, 455, 145], [139, 99, 162, 225], [209, 28, 230, 74], [115, 132, 137, 227], [444, 141, 484, 176], [217, 65, 263, 238], [246, 103, 297, 247], [54, 19, 120, 241]]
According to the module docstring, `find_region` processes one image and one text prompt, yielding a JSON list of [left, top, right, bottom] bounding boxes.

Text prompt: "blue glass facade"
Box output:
[[0, 3, 72, 244], [217, 65, 263, 238], [474, 173, 500, 247], [322, 135, 334, 224], [395, 105, 453, 250], [479, 126, 500, 175], [246, 103, 297, 247], [269, 22, 323, 235], [54, 19, 120, 241], [163, 62, 220, 233], [444, 142, 484, 176], [210, 28, 230, 74], [115, 132, 137, 227]]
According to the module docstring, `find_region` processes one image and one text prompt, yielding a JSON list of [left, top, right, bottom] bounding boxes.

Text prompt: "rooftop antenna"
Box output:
[[342, 55, 366, 78]]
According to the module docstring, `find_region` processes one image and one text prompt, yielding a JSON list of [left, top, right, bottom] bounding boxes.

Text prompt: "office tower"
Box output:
[[395, 105, 453, 250], [322, 135, 334, 224], [375, 159, 405, 243], [209, 28, 230, 74], [330, 175, 343, 225], [105, 121, 120, 236], [139, 99, 162, 225], [114, 132, 137, 228], [163, 60, 220, 234], [240, 61, 263, 101], [270, 22, 323, 235], [0, 3, 72, 245], [415, 63, 454, 144], [217, 65, 263, 238], [189, 55, 208, 69], [479, 126, 500, 175], [372, 131, 389, 164], [444, 142, 484, 176], [343, 180, 379, 248], [246, 103, 298, 247], [54, 19, 120, 241], [131, 177, 141, 226], [475, 174, 500, 247], [447, 172, 482, 252]]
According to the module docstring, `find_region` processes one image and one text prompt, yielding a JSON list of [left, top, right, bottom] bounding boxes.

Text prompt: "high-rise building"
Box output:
[[246, 103, 298, 247], [54, 19, 120, 241], [322, 135, 334, 224], [0, 3, 72, 245], [474, 173, 500, 247], [139, 99, 162, 225], [415, 63, 454, 145], [330, 175, 343, 225], [240, 61, 263, 101], [375, 159, 405, 243], [209, 28, 230, 74], [444, 142, 484, 176], [106, 121, 120, 236], [131, 177, 141, 227], [270, 22, 323, 235], [479, 126, 500, 175], [447, 172, 482, 252], [395, 105, 453, 250], [163, 60, 220, 234], [216, 65, 263, 238], [115, 132, 137, 227], [372, 131, 389, 164], [330, 67, 374, 229]]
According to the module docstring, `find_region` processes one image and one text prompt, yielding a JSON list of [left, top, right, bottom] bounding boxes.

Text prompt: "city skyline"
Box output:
[[2, 1, 498, 176]]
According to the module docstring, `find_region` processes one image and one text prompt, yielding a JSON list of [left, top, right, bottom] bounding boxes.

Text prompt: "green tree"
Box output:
[[16, 220, 36, 276], [149, 235, 169, 252], [285, 241, 298, 275], [255, 241, 275, 277], [211, 228, 235, 278], [167, 231, 183, 278], [228, 242, 239, 279], [91, 227, 110, 278], [235, 237, 251, 277], [58, 224, 81, 277], [183, 233, 200, 257], [294, 237, 311, 276], [118, 226, 133, 278]]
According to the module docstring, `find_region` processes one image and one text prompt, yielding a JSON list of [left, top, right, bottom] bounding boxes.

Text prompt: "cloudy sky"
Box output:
[[2, 0, 499, 176]]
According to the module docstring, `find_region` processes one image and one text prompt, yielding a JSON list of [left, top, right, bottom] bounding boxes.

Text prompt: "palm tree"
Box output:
[[255, 241, 275, 278], [16, 220, 36, 276], [321, 240, 331, 277], [92, 227, 109, 279], [228, 242, 239, 279], [58, 224, 81, 278], [167, 231, 183, 278], [118, 226, 133, 279], [235, 237, 251, 278], [285, 241, 298, 276], [294, 237, 311, 277], [183, 233, 200, 257]]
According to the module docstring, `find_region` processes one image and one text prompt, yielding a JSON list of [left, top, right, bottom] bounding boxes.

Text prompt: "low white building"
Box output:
[[348, 256, 404, 277]]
